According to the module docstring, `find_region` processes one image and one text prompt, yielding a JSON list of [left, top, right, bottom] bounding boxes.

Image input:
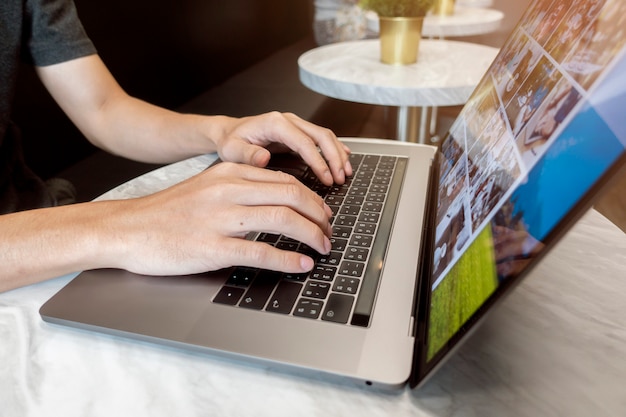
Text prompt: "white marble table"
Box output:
[[2, 151, 626, 416], [298, 39, 498, 142], [457, 0, 494, 7], [365, 8, 504, 38]]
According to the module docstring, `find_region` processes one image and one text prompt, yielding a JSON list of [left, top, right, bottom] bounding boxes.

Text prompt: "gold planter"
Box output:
[[432, 0, 455, 16], [379, 17, 424, 65]]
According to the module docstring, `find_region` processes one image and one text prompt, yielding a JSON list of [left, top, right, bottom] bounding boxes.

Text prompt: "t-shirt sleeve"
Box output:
[[22, 0, 97, 66]]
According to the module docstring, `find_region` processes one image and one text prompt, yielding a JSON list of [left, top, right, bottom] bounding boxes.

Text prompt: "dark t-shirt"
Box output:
[[0, 0, 96, 214]]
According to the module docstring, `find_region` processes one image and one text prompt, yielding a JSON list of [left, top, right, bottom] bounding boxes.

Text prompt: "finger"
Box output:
[[223, 201, 333, 252], [206, 163, 332, 221], [218, 138, 272, 168], [285, 113, 353, 182], [290, 114, 352, 175], [219, 238, 317, 273]]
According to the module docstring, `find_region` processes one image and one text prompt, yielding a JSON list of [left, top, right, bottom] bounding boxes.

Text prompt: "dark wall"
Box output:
[[13, 0, 314, 180]]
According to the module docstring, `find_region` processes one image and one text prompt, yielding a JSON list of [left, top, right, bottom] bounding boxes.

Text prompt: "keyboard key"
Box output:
[[372, 176, 390, 186], [345, 247, 369, 261], [332, 226, 352, 239], [352, 178, 371, 187], [338, 261, 365, 277], [349, 153, 364, 166], [328, 185, 349, 196], [257, 233, 280, 244], [355, 171, 373, 180], [293, 299, 323, 319], [370, 184, 388, 194], [322, 294, 354, 324], [226, 268, 257, 287], [358, 212, 380, 223], [276, 241, 299, 251], [363, 202, 383, 213], [239, 270, 281, 310], [348, 187, 368, 197], [213, 286, 245, 305], [349, 234, 373, 248], [303, 281, 331, 299], [318, 251, 343, 266], [363, 155, 380, 164], [325, 195, 344, 205], [354, 222, 376, 235], [283, 272, 309, 282], [333, 277, 360, 295], [296, 243, 318, 260], [376, 169, 393, 177], [366, 192, 385, 203], [310, 265, 336, 281], [330, 238, 348, 251], [344, 195, 364, 205], [339, 205, 360, 216], [334, 214, 356, 227], [266, 281, 303, 314]]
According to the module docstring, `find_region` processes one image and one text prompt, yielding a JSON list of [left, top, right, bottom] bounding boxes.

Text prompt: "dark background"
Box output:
[[12, 0, 314, 181]]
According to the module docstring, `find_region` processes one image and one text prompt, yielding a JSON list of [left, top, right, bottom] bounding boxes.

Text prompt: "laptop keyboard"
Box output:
[[212, 152, 408, 327]]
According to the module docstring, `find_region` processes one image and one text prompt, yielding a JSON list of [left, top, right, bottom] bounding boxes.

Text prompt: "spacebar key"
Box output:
[[321, 293, 354, 324]]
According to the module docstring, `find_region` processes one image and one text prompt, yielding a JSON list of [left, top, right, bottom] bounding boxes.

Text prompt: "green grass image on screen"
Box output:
[[427, 226, 499, 361]]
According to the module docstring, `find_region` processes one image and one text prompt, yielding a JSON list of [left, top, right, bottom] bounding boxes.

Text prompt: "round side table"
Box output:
[[298, 39, 499, 143]]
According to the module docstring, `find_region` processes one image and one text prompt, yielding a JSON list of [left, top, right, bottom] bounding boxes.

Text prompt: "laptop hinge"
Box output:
[[409, 150, 440, 386]]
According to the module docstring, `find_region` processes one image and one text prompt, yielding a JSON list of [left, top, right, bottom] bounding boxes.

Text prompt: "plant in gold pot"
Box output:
[[360, 0, 435, 64]]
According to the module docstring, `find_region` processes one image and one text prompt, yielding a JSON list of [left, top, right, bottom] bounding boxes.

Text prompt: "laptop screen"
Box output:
[[415, 0, 626, 383]]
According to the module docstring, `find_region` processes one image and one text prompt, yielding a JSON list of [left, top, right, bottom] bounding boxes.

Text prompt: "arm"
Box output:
[[0, 163, 333, 293], [36, 55, 352, 185], [1, 54, 353, 292]]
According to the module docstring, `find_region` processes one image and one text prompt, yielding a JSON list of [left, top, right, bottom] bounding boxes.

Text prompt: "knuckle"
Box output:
[[228, 239, 269, 266], [246, 242, 271, 265], [283, 182, 304, 203], [320, 126, 335, 140], [267, 110, 284, 122], [267, 206, 293, 225], [212, 161, 237, 175]]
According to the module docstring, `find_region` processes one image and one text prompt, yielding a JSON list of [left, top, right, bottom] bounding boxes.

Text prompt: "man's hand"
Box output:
[[212, 112, 352, 186], [105, 162, 334, 277]]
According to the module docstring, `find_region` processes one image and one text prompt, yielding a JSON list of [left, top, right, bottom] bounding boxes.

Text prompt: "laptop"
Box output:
[[40, 0, 626, 389]]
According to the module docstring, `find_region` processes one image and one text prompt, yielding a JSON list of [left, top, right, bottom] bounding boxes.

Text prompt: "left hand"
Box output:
[[213, 112, 353, 185]]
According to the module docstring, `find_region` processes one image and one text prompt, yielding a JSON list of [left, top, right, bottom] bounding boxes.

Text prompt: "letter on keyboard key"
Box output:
[[322, 293, 354, 324]]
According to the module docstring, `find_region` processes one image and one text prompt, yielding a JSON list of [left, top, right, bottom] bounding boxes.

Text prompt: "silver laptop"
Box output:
[[40, 0, 626, 389]]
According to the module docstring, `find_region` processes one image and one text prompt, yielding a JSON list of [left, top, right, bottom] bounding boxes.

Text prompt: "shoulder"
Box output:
[[22, 0, 97, 67]]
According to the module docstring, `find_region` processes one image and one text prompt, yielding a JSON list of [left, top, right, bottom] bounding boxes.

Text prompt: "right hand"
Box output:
[[103, 162, 333, 277]]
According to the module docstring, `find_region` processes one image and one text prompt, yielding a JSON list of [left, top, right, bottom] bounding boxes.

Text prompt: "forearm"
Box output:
[[36, 55, 225, 164], [85, 95, 224, 163], [0, 201, 123, 292]]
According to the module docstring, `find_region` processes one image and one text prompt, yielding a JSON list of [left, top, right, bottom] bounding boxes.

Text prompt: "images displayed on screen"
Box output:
[[426, 0, 626, 362]]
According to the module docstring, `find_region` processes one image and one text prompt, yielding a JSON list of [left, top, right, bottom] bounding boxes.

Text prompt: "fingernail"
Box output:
[[345, 160, 353, 176], [324, 236, 332, 254], [300, 256, 314, 271], [323, 203, 332, 217]]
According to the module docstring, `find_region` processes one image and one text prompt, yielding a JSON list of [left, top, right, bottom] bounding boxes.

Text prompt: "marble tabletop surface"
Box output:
[[298, 39, 498, 107], [365, 7, 504, 38], [457, 0, 494, 7], [2, 151, 626, 417]]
